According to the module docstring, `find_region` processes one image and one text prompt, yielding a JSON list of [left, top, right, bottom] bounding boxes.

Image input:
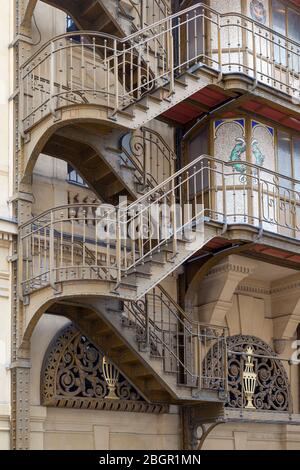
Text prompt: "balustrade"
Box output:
[[20, 3, 300, 132], [20, 156, 300, 296]]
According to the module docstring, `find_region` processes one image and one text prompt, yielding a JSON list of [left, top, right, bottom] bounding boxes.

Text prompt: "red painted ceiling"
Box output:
[[162, 85, 300, 132], [192, 237, 300, 269]]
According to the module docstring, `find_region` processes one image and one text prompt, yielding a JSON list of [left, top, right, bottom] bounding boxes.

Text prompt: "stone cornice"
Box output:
[[235, 284, 271, 296], [205, 255, 256, 280], [236, 279, 300, 298]]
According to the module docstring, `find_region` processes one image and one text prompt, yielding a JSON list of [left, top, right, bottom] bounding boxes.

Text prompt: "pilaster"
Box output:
[[191, 255, 257, 325]]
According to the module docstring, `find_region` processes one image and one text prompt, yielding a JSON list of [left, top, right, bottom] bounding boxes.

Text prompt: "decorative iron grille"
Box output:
[[205, 335, 291, 412]]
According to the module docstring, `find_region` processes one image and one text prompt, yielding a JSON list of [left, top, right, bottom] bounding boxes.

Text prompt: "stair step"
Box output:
[[110, 340, 127, 352], [126, 264, 151, 276], [174, 77, 188, 88], [118, 352, 139, 365], [184, 70, 201, 82], [134, 100, 149, 112], [95, 325, 111, 336], [119, 161, 136, 171], [143, 257, 166, 266], [125, 270, 151, 282], [134, 366, 153, 379], [109, 108, 134, 122], [105, 146, 121, 155], [147, 93, 163, 104]]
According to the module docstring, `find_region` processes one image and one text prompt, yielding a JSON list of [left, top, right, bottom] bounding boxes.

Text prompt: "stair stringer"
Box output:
[[97, 0, 134, 36], [55, 126, 142, 199], [41, 0, 134, 36], [76, 297, 223, 403], [133, 225, 221, 300], [114, 68, 217, 129]]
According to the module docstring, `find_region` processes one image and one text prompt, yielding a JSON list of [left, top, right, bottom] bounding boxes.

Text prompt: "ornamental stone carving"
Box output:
[[41, 323, 168, 413], [204, 335, 291, 412]]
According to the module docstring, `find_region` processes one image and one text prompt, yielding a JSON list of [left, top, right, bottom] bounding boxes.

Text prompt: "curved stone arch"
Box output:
[[21, 282, 122, 347], [22, 109, 127, 182], [21, 0, 38, 35], [205, 334, 292, 412], [21, 0, 78, 35]]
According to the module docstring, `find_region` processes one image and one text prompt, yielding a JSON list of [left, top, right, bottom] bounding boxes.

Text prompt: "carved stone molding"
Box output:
[[205, 257, 256, 280], [235, 282, 271, 297], [41, 323, 168, 414]]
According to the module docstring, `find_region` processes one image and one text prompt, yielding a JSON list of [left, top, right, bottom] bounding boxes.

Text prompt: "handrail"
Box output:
[[123, 286, 227, 387], [20, 154, 300, 231], [20, 154, 300, 299], [121, 126, 176, 189], [21, 2, 300, 131], [22, 2, 300, 62]]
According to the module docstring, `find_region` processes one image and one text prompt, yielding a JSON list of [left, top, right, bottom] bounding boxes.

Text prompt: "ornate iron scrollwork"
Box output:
[[205, 335, 291, 412], [41, 323, 168, 413]]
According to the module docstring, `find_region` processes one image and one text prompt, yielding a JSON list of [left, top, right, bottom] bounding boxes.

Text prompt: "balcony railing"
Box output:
[[20, 156, 300, 296], [121, 126, 177, 189], [20, 3, 300, 131], [123, 284, 228, 391]]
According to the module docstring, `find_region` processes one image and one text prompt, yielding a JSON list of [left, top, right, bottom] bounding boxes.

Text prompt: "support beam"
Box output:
[[21, 0, 38, 35]]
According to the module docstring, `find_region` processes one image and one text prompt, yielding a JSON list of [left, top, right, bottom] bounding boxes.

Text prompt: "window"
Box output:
[[66, 15, 80, 42], [66, 15, 78, 33], [276, 131, 300, 195], [67, 164, 88, 187], [271, 0, 300, 71]]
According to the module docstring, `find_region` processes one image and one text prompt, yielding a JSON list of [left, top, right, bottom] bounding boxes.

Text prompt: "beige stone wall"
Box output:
[[32, 154, 99, 216], [31, 406, 180, 450], [32, 2, 66, 54], [203, 422, 300, 450]]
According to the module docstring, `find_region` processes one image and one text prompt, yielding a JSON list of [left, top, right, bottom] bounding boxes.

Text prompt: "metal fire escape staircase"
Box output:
[[21, 3, 216, 135], [20, 3, 228, 403]]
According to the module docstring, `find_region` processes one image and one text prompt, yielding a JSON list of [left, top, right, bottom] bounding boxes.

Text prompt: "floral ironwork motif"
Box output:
[[204, 335, 291, 412], [41, 323, 168, 413]]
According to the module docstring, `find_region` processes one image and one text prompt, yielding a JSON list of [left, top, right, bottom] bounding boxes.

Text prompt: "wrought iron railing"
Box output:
[[121, 126, 177, 189], [20, 156, 300, 296], [20, 3, 300, 131], [123, 284, 227, 390]]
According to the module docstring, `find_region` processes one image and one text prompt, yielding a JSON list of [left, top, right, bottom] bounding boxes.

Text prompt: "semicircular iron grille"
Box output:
[[41, 323, 168, 413], [204, 335, 291, 412]]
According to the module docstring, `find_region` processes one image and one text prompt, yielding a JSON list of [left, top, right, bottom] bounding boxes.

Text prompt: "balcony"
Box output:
[[20, 3, 300, 133]]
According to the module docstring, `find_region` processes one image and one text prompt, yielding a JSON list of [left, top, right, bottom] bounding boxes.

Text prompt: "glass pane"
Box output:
[[288, 10, 300, 43], [293, 138, 300, 192], [288, 9, 300, 73], [272, 0, 287, 65], [277, 131, 292, 192]]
